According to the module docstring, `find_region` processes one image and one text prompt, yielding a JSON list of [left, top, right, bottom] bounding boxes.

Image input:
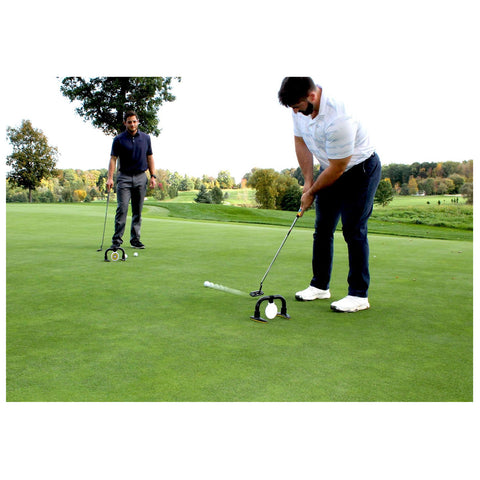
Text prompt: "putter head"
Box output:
[[250, 290, 264, 297]]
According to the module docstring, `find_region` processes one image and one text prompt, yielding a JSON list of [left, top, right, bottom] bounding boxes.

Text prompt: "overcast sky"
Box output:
[[3, 1, 478, 185]]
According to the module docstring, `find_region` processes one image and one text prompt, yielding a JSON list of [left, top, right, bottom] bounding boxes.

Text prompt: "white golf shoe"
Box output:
[[330, 295, 370, 313], [295, 286, 331, 301]]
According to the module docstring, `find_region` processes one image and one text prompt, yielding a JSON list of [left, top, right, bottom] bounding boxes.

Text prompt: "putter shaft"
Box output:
[[97, 190, 111, 251], [255, 211, 301, 292]]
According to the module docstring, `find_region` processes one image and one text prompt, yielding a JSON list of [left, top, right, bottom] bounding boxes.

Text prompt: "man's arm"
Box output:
[[147, 154, 156, 188], [106, 155, 117, 192], [295, 136, 314, 190], [299, 156, 351, 214]]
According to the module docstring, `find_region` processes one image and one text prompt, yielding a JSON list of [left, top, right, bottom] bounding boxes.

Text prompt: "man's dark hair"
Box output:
[[278, 77, 316, 107], [124, 110, 138, 121]]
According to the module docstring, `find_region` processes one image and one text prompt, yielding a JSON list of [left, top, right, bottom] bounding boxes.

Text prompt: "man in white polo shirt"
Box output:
[[278, 77, 381, 312]]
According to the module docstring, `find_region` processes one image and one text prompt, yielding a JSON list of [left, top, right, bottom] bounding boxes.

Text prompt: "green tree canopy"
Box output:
[[59, 76, 181, 136], [247, 168, 279, 209], [280, 184, 302, 211], [6, 120, 58, 202], [217, 170, 234, 189], [247, 169, 300, 210]]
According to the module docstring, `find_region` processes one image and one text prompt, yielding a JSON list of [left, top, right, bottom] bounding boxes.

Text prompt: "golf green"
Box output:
[[6, 203, 473, 401]]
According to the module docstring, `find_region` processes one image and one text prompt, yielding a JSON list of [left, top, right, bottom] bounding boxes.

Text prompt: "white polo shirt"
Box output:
[[292, 88, 375, 172]]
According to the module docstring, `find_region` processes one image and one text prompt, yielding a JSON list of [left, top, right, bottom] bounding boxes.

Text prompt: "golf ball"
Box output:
[[265, 302, 278, 320], [204, 281, 211, 287], [125, 254, 128, 259], [134, 252, 138, 257]]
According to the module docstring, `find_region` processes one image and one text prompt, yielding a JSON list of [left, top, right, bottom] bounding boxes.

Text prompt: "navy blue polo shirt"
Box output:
[[111, 129, 153, 175]]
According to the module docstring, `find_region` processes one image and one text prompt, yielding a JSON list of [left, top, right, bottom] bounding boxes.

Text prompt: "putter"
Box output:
[[250, 209, 302, 297], [96, 189, 111, 252]]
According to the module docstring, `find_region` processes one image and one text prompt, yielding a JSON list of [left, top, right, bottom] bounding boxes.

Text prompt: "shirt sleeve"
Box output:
[[146, 135, 153, 156], [292, 111, 303, 137], [325, 116, 357, 159], [110, 137, 120, 157]]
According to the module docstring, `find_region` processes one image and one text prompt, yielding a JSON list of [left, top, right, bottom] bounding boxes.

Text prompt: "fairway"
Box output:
[[6, 203, 473, 401]]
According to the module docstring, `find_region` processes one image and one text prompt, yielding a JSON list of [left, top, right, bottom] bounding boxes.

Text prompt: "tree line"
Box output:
[[5, 132, 474, 209], [381, 160, 473, 195], [5, 116, 473, 208], [4, 76, 474, 209], [5, 164, 239, 204], [374, 160, 474, 206]]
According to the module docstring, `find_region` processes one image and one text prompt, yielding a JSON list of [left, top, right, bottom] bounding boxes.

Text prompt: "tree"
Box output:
[[73, 189, 87, 202], [247, 169, 303, 210], [168, 171, 183, 191], [217, 170, 234, 189], [247, 169, 280, 209], [448, 173, 465, 193], [194, 185, 223, 204], [194, 184, 212, 203], [59, 77, 181, 136], [274, 174, 299, 209], [417, 177, 435, 195], [459, 159, 473, 181], [280, 184, 302, 211], [374, 178, 394, 207], [460, 182, 473, 205], [210, 186, 224, 204], [407, 175, 418, 195], [434, 178, 449, 195], [202, 174, 217, 188], [179, 175, 194, 191], [6, 120, 58, 202], [381, 163, 412, 186]]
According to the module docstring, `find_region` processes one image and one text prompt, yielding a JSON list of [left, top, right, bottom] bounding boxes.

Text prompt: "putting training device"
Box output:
[[97, 190, 111, 252], [250, 295, 290, 323], [250, 210, 302, 297], [204, 281, 247, 297], [104, 246, 126, 262]]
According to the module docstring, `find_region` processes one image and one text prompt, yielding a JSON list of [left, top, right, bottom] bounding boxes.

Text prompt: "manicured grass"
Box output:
[[6, 203, 472, 401], [160, 188, 257, 206]]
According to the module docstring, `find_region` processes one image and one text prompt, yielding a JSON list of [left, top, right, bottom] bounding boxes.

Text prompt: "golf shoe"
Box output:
[[295, 285, 331, 301], [330, 295, 370, 313]]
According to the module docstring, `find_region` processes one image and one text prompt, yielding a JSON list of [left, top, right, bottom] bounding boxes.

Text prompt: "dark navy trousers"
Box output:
[[311, 153, 381, 298]]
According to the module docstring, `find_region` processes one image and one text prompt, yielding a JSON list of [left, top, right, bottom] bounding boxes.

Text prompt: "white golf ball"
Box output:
[[125, 254, 128, 259], [265, 302, 278, 320], [204, 281, 210, 287], [134, 252, 138, 257]]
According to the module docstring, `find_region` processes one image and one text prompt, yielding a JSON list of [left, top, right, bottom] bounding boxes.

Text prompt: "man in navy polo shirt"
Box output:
[[106, 110, 157, 249]]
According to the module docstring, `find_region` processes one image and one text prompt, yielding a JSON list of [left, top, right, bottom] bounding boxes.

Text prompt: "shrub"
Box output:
[[280, 185, 302, 211], [73, 189, 87, 202], [210, 186, 224, 204]]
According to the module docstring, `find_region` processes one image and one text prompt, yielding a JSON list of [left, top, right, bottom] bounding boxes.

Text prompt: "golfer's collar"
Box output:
[[317, 86, 326, 117], [307, 87, 326, 123]]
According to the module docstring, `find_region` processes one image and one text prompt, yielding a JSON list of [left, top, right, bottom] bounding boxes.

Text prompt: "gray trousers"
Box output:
[[112, 172, 147, 246]]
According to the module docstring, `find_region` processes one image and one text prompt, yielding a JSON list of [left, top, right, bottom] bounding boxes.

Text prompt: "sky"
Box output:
[[2, 2, 479, 186], [2, 0, 479, 478]]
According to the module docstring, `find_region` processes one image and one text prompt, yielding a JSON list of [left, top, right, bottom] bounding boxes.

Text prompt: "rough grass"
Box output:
[[371, 204, 473, 229], [154, 190, 473, 235]]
